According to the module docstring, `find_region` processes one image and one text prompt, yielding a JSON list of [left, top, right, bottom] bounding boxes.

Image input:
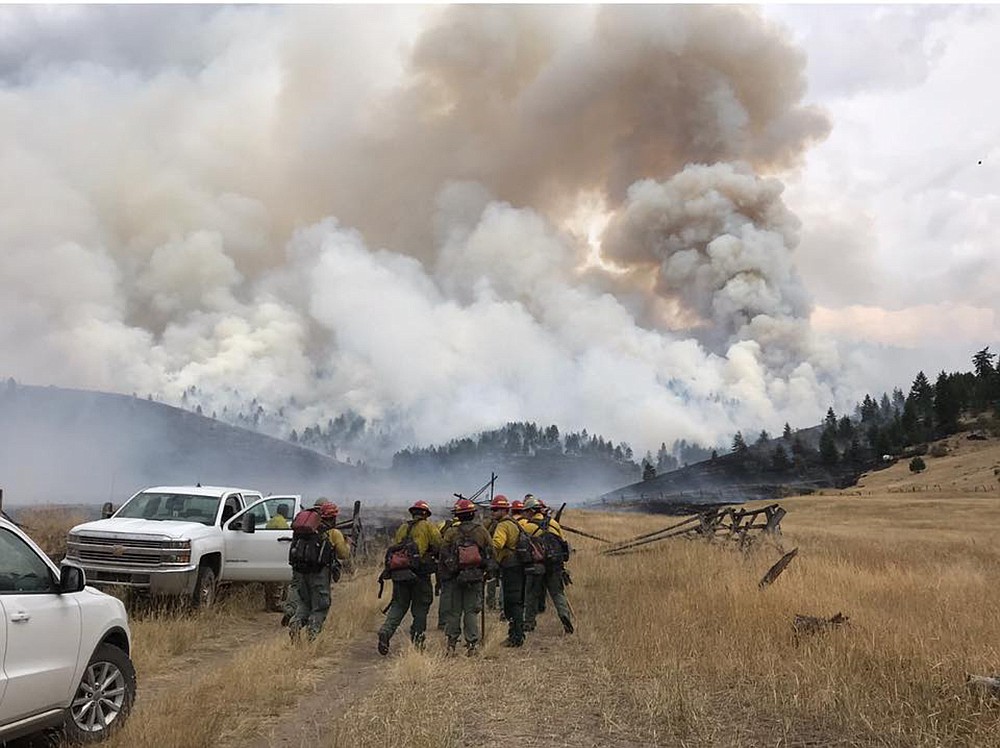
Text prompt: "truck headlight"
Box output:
[[162, 551, 192, 564]]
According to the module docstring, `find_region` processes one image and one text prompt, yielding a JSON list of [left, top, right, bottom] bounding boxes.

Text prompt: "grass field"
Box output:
[[13, 433, 1000, 746]]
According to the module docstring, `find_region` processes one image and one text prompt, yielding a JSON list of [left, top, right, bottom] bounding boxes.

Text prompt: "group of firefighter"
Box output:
[[279, 493, 575, 655], [377, 493, 574, 657]]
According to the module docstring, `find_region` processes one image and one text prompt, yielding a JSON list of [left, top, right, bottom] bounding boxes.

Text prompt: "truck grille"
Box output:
[[67, 535, 182, 567]]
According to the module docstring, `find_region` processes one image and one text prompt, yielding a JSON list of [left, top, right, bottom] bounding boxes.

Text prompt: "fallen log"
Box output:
[[758, 547, 798, 589], [601, 515, 702, 554], [560, 525, 612, 544]]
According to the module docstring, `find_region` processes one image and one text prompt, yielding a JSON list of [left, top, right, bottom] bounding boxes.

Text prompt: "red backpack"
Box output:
[[383, 520, 422, 579]]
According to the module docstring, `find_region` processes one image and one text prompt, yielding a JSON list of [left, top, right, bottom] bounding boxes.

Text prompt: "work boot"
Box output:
[[446, 637, 458, 657], [377, 631, 390, 656], [560, 616, 574, 634], [466, 641, 478, 657], [411, 632, 426, 651], [280, 612, 291, 628]]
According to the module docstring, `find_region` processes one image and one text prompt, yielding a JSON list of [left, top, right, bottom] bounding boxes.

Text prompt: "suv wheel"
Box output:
[[65, 643, 136, 743], [193, 564, 217, 608]]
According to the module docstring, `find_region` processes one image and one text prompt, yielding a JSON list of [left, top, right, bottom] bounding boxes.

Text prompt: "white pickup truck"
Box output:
[[63, 486, 303, 607], [1, 513, 135, 744]]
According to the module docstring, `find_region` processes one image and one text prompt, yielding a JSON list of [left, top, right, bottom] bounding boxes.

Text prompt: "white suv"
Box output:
[[0, 515, 135, 744]]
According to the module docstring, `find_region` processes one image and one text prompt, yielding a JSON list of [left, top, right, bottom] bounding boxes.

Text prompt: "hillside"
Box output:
[[0, 382, 358, 505], [596, 425, 865, 513]]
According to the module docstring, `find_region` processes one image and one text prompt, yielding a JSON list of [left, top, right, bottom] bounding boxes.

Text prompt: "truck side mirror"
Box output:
[[59, 565, 86, 593], [241, 513, 256, 534], [101, 502, 114, 519]]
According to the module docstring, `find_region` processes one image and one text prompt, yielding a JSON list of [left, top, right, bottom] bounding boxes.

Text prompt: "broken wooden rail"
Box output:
[[601, 503, 786, 556]]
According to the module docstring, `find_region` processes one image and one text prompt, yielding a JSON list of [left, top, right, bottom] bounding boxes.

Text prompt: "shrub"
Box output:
[[909, 456, 927, 473]]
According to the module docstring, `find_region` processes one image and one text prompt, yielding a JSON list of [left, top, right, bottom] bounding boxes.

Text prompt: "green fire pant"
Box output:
[[445, 579, 483, 644], [500, 565, 525, 645], [437, 577, 454, 629], [289, 567, 332, 636], [524, 565, 571, 630], [485, 576, 499, 609], [379, 575, 434, 642]]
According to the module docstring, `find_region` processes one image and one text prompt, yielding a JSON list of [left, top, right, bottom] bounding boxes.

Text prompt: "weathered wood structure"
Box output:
[[601, 503, 787, 556]]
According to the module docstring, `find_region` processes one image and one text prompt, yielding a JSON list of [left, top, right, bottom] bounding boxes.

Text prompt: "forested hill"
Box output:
[[0, 382, 358, 505], [387, 422, 714, 500]]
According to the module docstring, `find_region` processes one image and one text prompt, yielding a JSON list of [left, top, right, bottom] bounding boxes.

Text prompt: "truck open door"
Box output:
[[221, 496, 302, 582]]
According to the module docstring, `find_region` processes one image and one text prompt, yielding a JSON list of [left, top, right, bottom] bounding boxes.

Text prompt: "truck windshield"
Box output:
[[115, 493, 221, 526]]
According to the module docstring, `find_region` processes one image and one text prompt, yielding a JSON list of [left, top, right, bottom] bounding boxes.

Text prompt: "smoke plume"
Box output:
[[0, 5, 841, 463]]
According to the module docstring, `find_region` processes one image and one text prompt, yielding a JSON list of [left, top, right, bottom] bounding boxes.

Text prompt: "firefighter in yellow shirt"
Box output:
[[522, 497, 574, 634], [287, 502, 351, 642], [377, 500, 442, 655], [436, 514, 461, 631], [439, 499, 493, 656], [492, 497, 526, 647]]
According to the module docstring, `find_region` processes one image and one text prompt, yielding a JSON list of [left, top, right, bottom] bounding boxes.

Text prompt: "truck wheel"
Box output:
[[64, 643, 136, 743], [192, 564, 217, 608]]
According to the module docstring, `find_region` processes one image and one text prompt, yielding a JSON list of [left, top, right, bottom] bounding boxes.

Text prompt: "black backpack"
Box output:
[[530, 516, 570, 566], [288, 512, 334, 573], [509, 519, 546, 570], [383, 520, 422, 580]]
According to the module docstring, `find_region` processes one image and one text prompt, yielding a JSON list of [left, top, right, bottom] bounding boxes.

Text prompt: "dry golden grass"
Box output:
[[321, 437, 1000, 747], [14, 505, 89, 561], [16, 434, 1000, 746], [105, 568, 383, 748]]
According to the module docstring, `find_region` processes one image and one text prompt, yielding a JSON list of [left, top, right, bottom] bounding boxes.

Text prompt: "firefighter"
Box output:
[[378, 500, 442, 655], [288, 502, 350, 642], [492, 498, 527, 647], [484, 495, 509, 611], [264, 502, 292, 613], [439, 499, 493, 656], [521, 497, 574, 635], [436, 512, 461, 631]]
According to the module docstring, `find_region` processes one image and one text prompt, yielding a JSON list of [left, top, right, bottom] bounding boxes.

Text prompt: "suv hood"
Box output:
[[70, 517, 217, 540]]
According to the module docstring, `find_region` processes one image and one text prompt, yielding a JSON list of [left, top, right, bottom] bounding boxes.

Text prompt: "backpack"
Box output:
[[383, 520, 422, 581], [530, 516, 570, 567], [288, 509, 334, 573], [441, 523, 485, 583], [510, 520, 546, 573]]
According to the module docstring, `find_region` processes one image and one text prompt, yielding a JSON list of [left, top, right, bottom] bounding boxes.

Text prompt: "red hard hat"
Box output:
[[453, 498, 475, 515], [490, 494, 510, 510], [510, 499, 525, 512], [409, 500, 431, 515], [320, 502, 339, 519]]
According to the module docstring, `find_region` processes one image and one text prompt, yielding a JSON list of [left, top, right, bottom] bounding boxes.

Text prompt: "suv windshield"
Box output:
[[115, 493, 221, 526]]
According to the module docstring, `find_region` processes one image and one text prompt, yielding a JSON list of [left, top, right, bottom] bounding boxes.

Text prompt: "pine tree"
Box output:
[[771, 445, 790, 471], [731, 432, 748, 453], [819, 428, 839, 466], [824, 407, 838, 431], [783, 422, 793, 440], [934, 370, 960, 435], [756, 430, 770, 446]]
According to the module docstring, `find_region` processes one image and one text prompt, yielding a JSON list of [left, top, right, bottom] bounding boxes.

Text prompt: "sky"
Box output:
[[0, 4, 997, 463]]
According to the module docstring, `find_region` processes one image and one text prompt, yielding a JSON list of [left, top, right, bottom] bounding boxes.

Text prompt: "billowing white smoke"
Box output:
[[0, 5, 843, 463]]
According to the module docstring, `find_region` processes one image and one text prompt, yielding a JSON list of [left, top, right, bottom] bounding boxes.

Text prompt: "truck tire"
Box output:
[[192, 564, 217, 608], [63, 643, 137, 743]]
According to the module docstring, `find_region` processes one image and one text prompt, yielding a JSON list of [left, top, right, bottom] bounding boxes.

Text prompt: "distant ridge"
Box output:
[[0, 382, 358, 505]]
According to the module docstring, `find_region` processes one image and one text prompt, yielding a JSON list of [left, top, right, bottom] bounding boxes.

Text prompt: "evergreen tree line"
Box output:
[[392, 422, 637, 471], [727, 346, 1000, 472]]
